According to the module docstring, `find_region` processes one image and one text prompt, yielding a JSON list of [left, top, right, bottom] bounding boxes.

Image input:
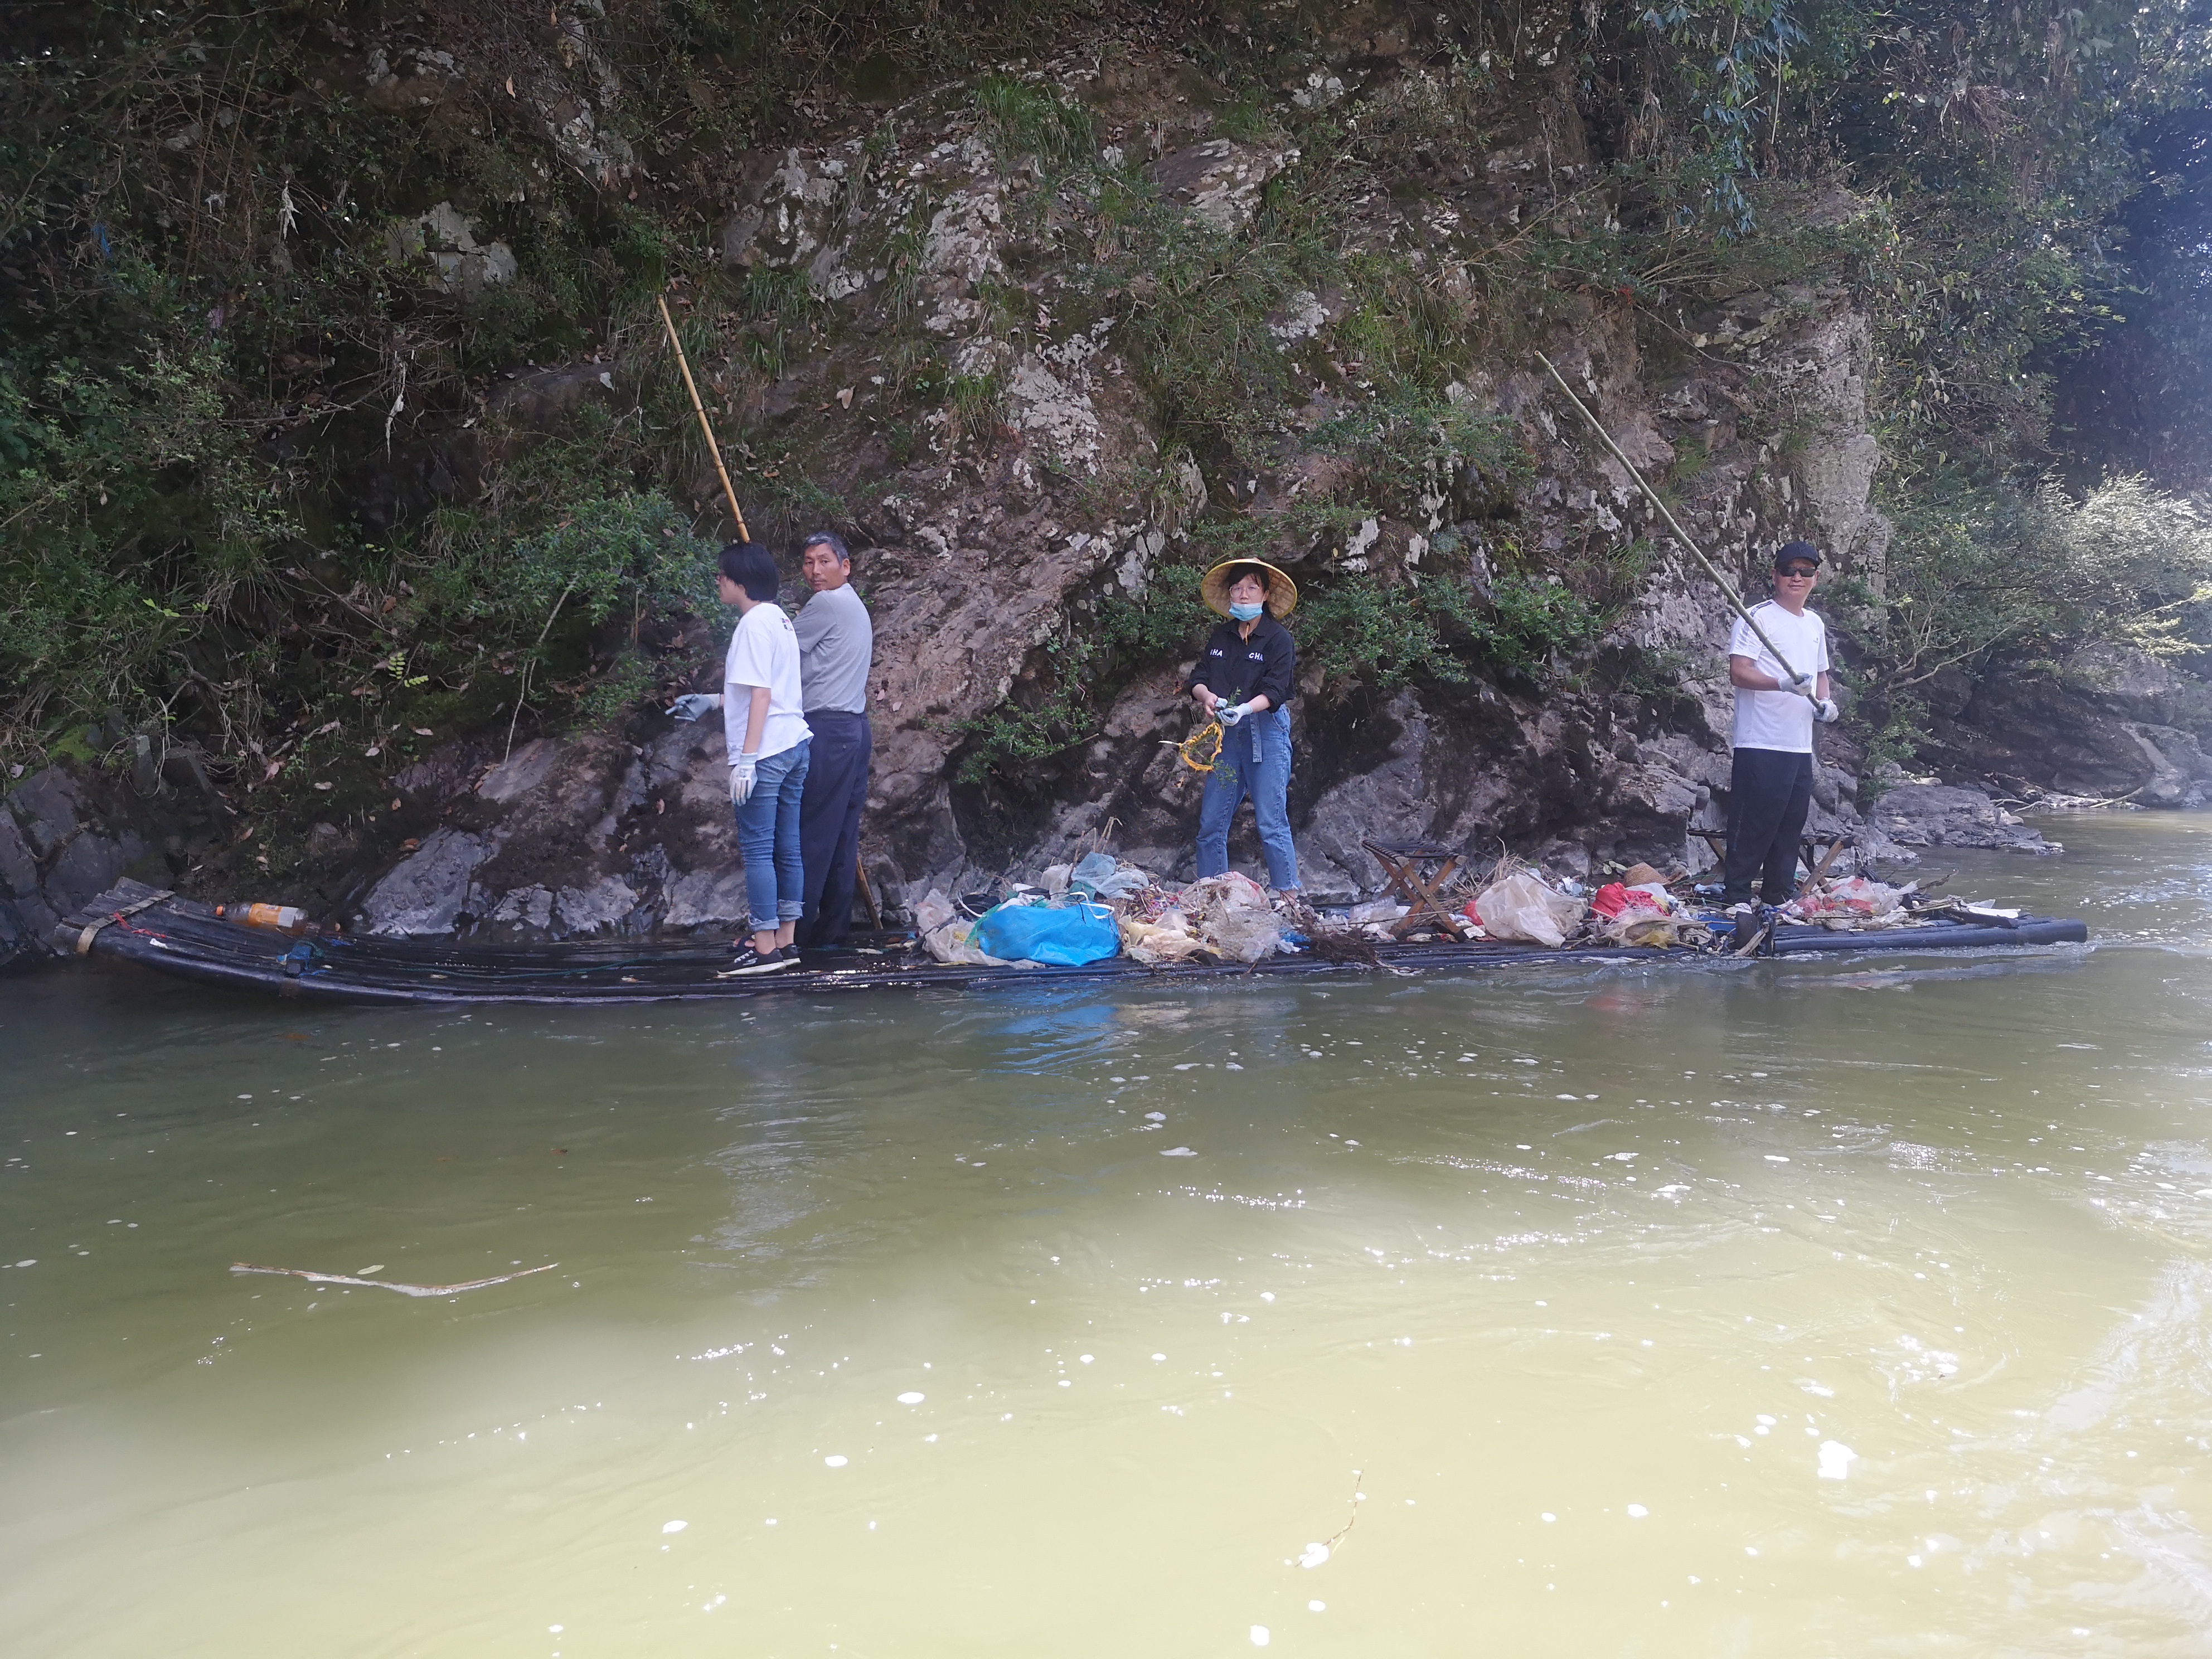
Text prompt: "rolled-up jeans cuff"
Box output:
[[777, 900, 804, 920]]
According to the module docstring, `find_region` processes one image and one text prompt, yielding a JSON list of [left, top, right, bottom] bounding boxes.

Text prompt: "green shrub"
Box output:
[[1873, 469, 2212, 693], [972, 75, 1096, 172]]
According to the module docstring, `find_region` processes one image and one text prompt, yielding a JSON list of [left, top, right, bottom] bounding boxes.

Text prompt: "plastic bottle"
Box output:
[[215, 903, 313, 936]]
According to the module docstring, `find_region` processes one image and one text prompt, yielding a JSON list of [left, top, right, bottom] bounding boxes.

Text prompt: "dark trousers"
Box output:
[[1724, 748, 1814, 903], [797, 710, 872, 947]]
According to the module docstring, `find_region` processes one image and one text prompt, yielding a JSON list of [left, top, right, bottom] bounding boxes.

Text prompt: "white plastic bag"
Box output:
[[1475, 869, 1587, 947], [1347, 898, 1410, 924], [921, 919, 1008, 966], [1120, 911, 1208, 966], [1180, 872, 1283, 963], [1206, 909, 1284, 963], [915, 888, 957, 934]]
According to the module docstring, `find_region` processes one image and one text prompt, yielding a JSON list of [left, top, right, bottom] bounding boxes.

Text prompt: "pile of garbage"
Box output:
[[909, 842, 1983, 969], [1119, 871, 1284, 966], [1782, 875, 1910, 929], [914, 853, 1296, 968], [1463, 858, 1588, 947], [1787, 876, 1911, 929]]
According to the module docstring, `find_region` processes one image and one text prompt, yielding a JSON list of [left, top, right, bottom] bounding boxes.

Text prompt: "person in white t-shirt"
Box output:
[[668, 541, 813, 974], [1722, 541, 1841, 910]]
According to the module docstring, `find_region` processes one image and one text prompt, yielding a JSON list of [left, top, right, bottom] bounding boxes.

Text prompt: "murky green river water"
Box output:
[[5, 813, 2212, 1656]]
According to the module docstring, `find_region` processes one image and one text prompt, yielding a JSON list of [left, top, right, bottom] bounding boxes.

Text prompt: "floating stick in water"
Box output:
[[1297, 1468, 1365, 1569], [230, 1261, 560, 1298]]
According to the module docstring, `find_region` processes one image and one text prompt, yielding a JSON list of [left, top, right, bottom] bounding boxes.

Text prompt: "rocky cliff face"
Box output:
[[0, 7, 2176, 965], [668, 38, 1905, 907]]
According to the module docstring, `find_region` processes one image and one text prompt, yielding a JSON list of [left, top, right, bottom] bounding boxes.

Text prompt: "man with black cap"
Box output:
[[1721, 540, 1841, 911]]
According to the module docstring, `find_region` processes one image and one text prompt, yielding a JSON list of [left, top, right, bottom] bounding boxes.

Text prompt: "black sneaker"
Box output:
[[724, 941, 792, 977], [777, 945, 804, 968]]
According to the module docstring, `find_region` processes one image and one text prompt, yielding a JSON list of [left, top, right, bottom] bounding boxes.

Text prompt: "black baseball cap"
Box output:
[[1773, 541, 1823, 570]]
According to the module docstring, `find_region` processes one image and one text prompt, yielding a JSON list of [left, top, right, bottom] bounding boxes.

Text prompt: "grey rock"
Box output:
[[386, 201, 516, 292], [661, 867, 751, 928], [43, 831, 127, 913], [491, 885, 555, 929], [1150, 139, 1292, 234], [478, 738, 562, 803], [362, 829, 493, 934], [2120, 722, 2212, 807], [721, 142, 871, 295], [589, 759, 649, 849], [1934, 644, 2212, 799], [646, 722, 718, 790], [9, 767, 80, 856], [555, 876, 641, 934], [0, 809, 39, 901], [1872, 783, 2058, 856], [0, 895, 43, 972], [1297, 695, 1432, 900], [487, 362, 617, 429]]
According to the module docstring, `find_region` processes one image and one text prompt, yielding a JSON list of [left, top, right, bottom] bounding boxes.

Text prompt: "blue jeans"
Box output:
[[1196, 707, 1299, 890], [732, 740, 810, 932]]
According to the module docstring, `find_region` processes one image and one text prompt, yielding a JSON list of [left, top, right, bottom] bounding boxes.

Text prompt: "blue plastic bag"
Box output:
[[970, 901, 1122, 966]]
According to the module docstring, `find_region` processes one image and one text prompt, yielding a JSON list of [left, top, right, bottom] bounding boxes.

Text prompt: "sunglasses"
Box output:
[[1777, 566, 1818, 579]]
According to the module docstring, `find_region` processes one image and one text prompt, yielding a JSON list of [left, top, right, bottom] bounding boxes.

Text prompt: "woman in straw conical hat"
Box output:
[[1182, 560, 1302, 898]]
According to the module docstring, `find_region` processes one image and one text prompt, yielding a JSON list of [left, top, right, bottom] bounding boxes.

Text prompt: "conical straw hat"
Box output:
[[1199, 558, 1299, 619]]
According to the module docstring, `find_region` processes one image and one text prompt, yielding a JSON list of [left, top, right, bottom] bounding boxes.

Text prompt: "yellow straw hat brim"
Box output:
[[1200, 558, 1299, 619]]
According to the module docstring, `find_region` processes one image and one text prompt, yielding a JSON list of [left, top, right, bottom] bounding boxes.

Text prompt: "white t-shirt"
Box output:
[[723, 603, 812, 762], [1729, 601, 1830, 754]]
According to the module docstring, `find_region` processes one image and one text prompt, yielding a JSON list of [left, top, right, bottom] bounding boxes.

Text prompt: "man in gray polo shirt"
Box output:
[[792, 531, 874, 950]]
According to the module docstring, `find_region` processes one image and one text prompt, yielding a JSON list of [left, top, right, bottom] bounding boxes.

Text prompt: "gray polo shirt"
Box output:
[[793, 581, 873, 714]]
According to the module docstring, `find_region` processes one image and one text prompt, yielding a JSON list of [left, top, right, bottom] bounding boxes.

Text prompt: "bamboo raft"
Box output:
[[52, 880, 2091, 1007]]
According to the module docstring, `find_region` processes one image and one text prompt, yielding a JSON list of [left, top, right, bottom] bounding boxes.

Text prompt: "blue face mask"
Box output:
[[1229, 601, 1264, 621]]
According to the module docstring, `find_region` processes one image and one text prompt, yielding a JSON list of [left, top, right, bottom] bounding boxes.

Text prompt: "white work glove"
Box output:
[[1815, 697, 1841, 724], [669, 693, 721, 722], [729, 754, 756, 805], [1217, 702, 1249, 727], [1787, 669, 1816, 692]]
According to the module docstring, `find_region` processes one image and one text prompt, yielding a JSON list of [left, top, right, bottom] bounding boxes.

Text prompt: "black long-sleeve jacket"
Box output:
[[1184, 615, 1296, 709]]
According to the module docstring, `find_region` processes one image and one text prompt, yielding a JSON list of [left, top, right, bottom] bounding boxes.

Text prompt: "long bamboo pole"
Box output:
[[1535, 351, 1817, 702], [657, 292, 750, 542]]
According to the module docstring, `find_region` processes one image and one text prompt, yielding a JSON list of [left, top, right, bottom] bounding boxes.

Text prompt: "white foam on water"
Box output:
[[1161, 1147, 1196, 1156], [1308, 1600, 1326, 1613], [1144, 1112, 1166, 1122], [1627, 1504, 1649, 1517], [1765, 1154, 1791, 1163], [1817, 1440, 1858, 1480], [1299, 1541, 1330, 1569], [1249, 1626, 1270, 1646], [661, 1520, 686, 1534], [824, 1454, 848, 1467], [896, 1391, 925, 1404]]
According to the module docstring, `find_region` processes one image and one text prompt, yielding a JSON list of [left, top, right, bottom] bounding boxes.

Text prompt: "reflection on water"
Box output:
[[4, 813, 2212, 1655]]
